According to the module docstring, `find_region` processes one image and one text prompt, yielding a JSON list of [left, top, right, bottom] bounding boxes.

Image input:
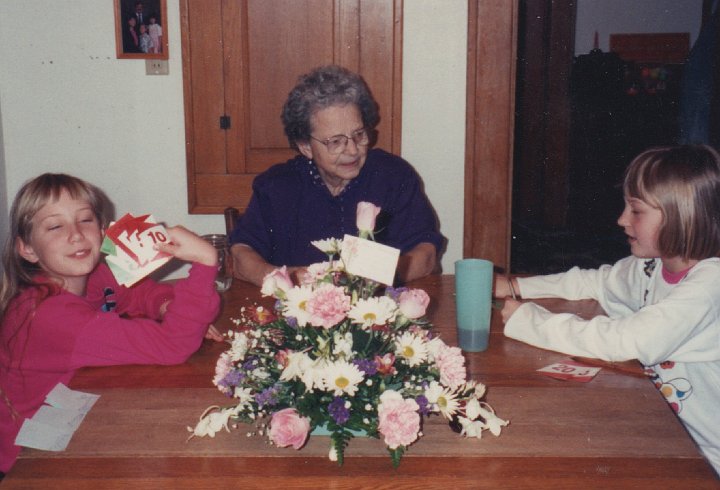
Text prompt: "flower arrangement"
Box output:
[[189, 202, 508, 466]]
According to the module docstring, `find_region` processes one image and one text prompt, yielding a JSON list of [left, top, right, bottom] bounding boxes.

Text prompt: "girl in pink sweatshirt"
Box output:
[[0, 173, 221, 474]]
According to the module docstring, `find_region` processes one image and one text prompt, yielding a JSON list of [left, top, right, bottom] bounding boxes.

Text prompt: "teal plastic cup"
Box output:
[[454, 258, 493, 352]]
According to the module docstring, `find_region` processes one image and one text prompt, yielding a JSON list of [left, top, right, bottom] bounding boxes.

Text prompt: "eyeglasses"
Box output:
[[310, 128, 370, 155]]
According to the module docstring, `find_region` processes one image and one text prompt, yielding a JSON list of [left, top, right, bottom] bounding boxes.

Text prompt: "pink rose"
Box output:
[[356, 201, 381, 234], [268, 408, 310, 449], [377, 390, 420, 449], [398, 289, 430, 319], [261, 266, 294, 297], [306, 283, 351, 329]]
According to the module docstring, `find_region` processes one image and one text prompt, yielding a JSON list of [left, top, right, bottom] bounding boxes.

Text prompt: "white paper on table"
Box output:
[[33, 405, 88, 432], [14, 383, 101, 452], [14, 418, 74, 451], [340, 234, 400, 285], [44, 382, 99, 413]]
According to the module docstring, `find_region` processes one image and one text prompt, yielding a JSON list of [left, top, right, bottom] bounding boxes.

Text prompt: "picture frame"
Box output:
[[114, 0, 168, 59]]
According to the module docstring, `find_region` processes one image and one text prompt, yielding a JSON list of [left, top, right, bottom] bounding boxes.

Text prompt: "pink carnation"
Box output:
[[269, 408, 311, 449], [306, 283, 351, 329], [434, 344, 467, 389], [398, 289, 430, 319], [377, 390, 420, 449]]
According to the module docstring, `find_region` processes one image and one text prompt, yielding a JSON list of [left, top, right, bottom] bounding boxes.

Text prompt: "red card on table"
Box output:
[[536, 359, 601, 383]]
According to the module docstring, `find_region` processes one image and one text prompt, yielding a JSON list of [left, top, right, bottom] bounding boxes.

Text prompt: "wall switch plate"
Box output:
[[146, 59, 169, 75]]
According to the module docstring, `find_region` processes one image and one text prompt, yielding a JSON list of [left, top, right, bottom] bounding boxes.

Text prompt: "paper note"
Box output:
[[14, 383, 99, 452], [536, 360, 601, 383], [15, 419, 74, 452], [44, 382, 99, 413], [340, 235, 400, 285]]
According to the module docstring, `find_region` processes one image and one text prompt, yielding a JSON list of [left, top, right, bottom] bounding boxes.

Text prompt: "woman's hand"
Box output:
[[500, 298, 522, 323], [156, 226, 218, 267]]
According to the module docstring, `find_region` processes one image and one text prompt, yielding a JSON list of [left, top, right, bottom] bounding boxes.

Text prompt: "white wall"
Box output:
[[403, 1, 467, 272], [0, 0, 467, 278], [575, 0, 704, 56], [0, 98, 7, 276]]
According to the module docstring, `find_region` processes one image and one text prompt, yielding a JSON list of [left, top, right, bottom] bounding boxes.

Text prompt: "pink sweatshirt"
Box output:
[[0, 263, 220, 473]]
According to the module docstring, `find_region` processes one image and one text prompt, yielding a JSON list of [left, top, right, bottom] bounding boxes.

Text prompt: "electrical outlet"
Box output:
[[146, 59, 169, 75]]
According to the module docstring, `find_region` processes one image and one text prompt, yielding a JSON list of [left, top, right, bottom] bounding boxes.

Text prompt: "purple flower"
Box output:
[[242, 357, 260, 371], [415, 394, 430, 416], [353, 358, 378, 376], [328, 396, 350, 425], [219, 369, 245, 388], [256, 385, 280, 408], [385, 286, 408, 301]]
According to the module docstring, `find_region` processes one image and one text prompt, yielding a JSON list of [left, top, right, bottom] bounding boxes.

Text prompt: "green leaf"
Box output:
[[389, 445, 405, 468], [330, 429, 354, 466]]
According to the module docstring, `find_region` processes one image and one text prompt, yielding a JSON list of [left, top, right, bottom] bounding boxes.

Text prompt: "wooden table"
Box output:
[[2, 275, 718, 489]]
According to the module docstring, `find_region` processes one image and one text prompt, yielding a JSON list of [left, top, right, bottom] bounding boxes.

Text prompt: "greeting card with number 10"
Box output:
[[101, 213, 172, 287]]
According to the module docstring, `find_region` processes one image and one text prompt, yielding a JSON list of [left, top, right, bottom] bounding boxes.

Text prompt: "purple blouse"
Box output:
[[230, 148, 444, 267]]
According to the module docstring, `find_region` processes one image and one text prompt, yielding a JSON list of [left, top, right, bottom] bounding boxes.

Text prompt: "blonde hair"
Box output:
[[623, 145, 720, 261], [0, 174, 110, 317]]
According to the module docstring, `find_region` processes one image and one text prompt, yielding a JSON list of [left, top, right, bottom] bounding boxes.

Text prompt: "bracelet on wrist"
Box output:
[[507, 276, 517, 300]]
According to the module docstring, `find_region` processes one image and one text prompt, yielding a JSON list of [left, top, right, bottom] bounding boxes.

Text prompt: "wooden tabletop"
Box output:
[[2, 275, 718, 489]]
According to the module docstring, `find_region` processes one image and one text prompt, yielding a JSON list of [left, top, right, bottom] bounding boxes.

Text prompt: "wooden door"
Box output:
[[181, 0, 403, 214]]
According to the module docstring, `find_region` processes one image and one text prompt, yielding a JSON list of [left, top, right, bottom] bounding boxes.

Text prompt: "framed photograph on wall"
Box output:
[[115, 0, 168, 59]]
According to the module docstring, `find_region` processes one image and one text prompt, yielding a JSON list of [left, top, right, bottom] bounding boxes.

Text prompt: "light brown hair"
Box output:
[[623, 145, 720, 261], [0, 173, 110, 317]]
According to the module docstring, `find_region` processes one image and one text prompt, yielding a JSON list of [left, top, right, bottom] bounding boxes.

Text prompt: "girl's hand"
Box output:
[[156, 226, 218, 267], [204, 324, 224, 342], [493, 274, 519, 299], [500, 297, 522, 323]]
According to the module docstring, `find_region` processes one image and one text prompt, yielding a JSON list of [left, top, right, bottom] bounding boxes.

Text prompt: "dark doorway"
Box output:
[[511, 0, 703, 275]]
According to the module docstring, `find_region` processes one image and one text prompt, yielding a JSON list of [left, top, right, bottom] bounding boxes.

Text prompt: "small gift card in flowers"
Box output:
[[101, 213, 172, 287], [340, 234, 400, 285]]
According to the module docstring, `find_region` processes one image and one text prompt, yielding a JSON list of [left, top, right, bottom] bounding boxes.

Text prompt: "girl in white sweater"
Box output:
[[496, 145, 720, 476]]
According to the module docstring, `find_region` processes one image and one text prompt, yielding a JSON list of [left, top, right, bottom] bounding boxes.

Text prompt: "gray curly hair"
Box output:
[[281, 65, 380, 149]]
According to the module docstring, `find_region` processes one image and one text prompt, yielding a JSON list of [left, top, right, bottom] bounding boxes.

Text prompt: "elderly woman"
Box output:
[[230, 65, 444, 286]]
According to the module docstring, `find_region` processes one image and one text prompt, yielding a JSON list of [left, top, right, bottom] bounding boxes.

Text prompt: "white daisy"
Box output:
[[311, 237, 343, 255], [424, 381, 460, 419], [322, 359, 364, 396], [394, 331, 428, 367], [283, 285, 314, 326], [348, 296, 398, 329]]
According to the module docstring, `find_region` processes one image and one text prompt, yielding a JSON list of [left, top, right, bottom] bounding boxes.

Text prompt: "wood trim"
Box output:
[[464, 0, 518, 270], [180, 0, 196, 212]]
